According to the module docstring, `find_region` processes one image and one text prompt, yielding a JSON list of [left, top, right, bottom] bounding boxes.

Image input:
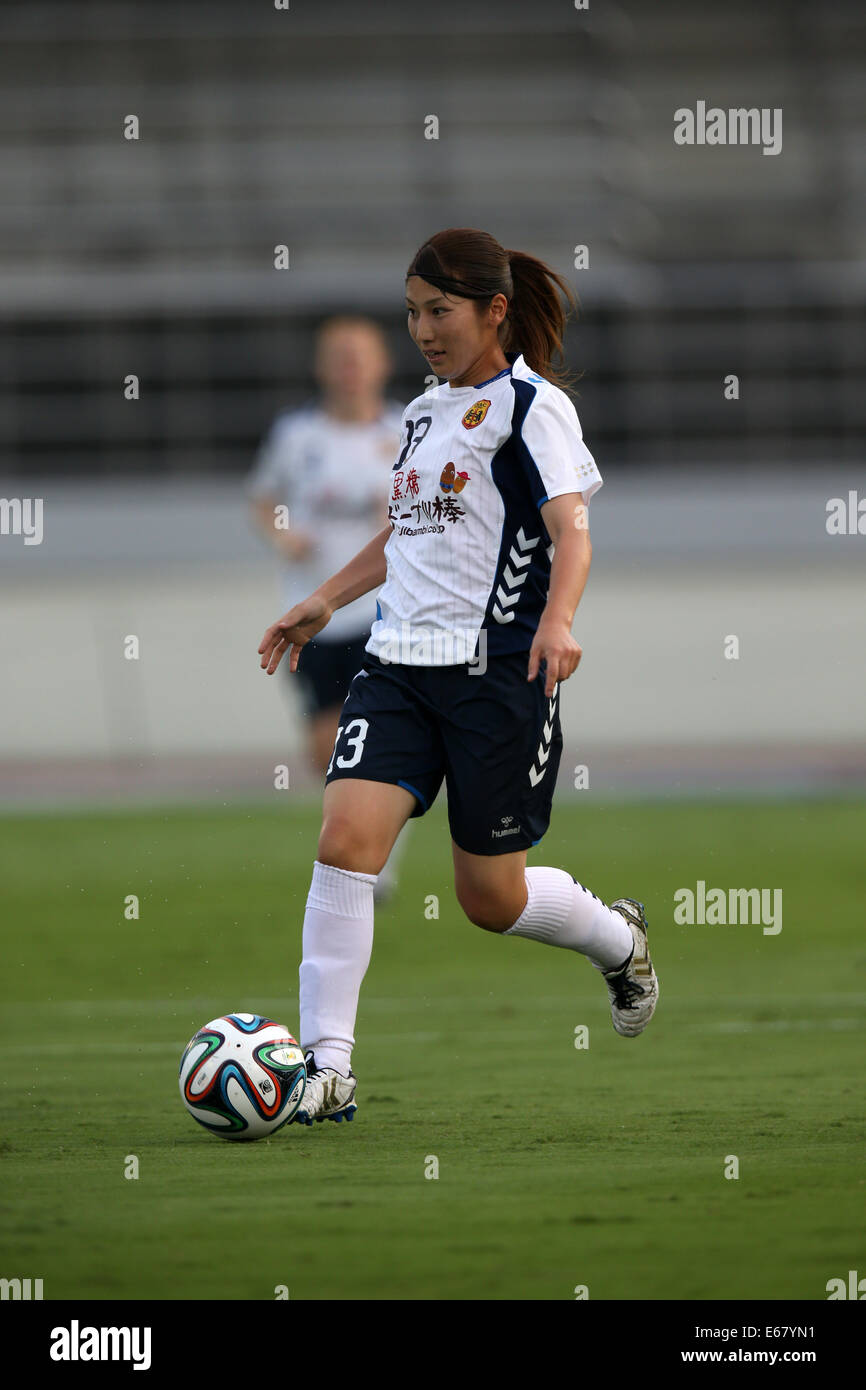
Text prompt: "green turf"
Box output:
[[1, 796, 863, 1300]]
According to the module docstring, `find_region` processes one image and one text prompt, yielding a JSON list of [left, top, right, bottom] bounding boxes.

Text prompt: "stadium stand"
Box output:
[[0, 0, 863, 475]]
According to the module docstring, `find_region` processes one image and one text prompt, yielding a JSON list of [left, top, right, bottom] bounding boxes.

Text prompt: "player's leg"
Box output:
[[318, 776, 416, 874], [450, 843, 528, 931], [294, 777, 416, 1126], [453, 838, 657, 1037], [294, 657, 444, 1124], [309, 707, 343, 775], [292, 636, 343, 776], [445, 655, 658, 1037], [371, 816, 411, 904], [453, 836, 635, 955], [333, 635, 412, 903], [298, 637, 411, 900], [453, 834, 640, 960]]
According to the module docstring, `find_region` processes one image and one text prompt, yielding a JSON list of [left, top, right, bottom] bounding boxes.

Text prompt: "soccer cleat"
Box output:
[[602, 898, 659, 1037], [292, 1051, 358, 1126]]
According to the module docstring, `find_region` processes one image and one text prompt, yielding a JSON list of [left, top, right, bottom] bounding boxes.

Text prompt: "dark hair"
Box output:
[[406, 228, 578, 390]]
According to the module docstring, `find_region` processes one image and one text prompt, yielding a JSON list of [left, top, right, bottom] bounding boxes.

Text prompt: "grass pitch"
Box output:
[[1, 796, 863, 1301]]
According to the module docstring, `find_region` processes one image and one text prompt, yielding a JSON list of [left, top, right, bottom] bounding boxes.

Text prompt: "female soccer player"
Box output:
[[249, 317, 401, 777], [258, 228, 659, 1125], [248, 316, 408, 901]]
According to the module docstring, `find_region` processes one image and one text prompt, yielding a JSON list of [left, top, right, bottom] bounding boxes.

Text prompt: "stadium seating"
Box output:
[[0, 0, 862, 473]]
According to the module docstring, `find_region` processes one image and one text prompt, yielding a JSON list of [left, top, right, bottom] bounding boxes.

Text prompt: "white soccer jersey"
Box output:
[[366, 354, 602, 664], [249, 402, 404, 640]]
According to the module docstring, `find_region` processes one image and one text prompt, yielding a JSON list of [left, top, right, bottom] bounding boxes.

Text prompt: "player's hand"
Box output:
[[275, 530, 316, 562], [258, 593, 333, 675], [527, 617, 582, 698]]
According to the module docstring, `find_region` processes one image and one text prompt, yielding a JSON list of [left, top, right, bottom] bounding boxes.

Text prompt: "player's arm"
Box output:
[[250, 495, 316, 562], [258, 523, 393, 675], [527, 492, 591, 697]]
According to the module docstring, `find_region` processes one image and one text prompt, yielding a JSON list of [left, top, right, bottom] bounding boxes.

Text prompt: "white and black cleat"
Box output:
[[292, 1051, 358, 1126], [602, 898, 659, 1037]]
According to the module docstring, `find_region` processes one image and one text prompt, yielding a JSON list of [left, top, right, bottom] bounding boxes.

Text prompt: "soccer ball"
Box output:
[[179, 1013, 306, 1141]]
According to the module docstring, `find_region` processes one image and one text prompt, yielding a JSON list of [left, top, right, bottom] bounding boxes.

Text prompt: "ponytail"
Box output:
[[504, 249, 578, 391], [406, 228, 579, 392]]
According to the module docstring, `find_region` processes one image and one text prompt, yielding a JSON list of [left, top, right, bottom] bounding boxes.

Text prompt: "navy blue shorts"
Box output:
[[293, 633, 372, 716], [324, 651, 563, 856]]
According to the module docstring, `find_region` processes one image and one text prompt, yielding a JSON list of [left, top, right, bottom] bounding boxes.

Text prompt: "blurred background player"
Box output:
[[248, 316, 408, 899]]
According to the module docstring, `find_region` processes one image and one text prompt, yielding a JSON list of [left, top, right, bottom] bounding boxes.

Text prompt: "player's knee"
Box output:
[[317, 813, 387, 875], [456, 886, 515, 934]]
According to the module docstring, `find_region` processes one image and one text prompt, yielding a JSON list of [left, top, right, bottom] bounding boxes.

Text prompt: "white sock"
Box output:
[[299, 860, 376, 1076], [503, 866, 634, 970]]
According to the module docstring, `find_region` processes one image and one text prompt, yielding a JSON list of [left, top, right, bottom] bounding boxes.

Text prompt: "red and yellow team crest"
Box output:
[[461, 399, 491, 430]]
